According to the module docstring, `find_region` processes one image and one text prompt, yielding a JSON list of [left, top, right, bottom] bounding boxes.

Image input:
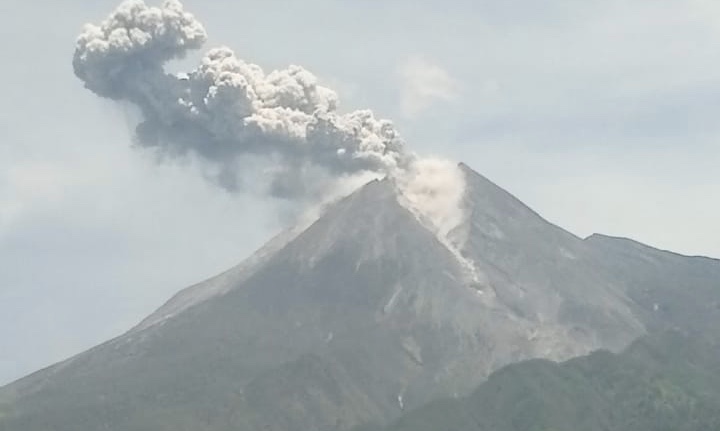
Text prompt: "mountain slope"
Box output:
[[1, 164, 718, 431], [457, 165, 644, 352], [586, 233, 720, 336], [362, 331, 720, 431], [0, 177, 567, 431], [0, 179, 461, 430]]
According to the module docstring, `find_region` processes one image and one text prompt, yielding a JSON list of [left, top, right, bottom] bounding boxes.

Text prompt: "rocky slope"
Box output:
[[1, 164, 718, 431]]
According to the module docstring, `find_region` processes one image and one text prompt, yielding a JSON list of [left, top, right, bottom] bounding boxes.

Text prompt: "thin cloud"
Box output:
[[397, 56, 459, 118]]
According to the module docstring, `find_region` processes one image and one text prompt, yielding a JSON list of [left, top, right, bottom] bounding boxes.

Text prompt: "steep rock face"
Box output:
[[455, 165, 645, 354], [2, 165, 717, 431]]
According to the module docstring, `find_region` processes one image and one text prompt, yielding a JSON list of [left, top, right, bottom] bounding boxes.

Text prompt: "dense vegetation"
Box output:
[[362, 331, 720, 431]]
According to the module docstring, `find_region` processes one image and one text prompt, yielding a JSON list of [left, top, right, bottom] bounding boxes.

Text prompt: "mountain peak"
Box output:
[[12, 162, 720, 431], [458, 163, 565, 232]]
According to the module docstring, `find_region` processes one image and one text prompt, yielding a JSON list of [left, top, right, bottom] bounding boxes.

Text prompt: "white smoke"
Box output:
[[395, 158, 466, 239], [73, 1, 474, 258], [395, 159, 482, 285]]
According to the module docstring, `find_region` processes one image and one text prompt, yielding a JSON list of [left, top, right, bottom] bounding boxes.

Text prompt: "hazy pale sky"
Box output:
[[1, 0, 719, 385]]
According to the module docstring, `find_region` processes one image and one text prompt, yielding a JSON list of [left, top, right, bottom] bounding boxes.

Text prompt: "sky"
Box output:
[[1, 0, 719, 385]]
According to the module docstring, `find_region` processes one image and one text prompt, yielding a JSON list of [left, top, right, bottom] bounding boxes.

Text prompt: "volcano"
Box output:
[[2, 164, 719, 431]]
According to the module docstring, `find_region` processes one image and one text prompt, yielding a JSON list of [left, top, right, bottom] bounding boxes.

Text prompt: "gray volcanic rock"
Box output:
[[456, 165, 644, 353], [1, 164, 718, 431], [585, 233, 720, 336]]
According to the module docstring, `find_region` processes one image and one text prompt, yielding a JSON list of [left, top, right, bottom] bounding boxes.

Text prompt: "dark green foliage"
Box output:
[[367, 332, 720, 431]]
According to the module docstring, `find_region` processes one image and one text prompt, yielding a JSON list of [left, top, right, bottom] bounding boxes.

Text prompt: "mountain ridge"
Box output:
[[586, 232, 720, 262]]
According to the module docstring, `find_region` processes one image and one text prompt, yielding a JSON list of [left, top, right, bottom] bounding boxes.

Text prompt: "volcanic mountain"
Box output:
[[1, 164, 718, 431]]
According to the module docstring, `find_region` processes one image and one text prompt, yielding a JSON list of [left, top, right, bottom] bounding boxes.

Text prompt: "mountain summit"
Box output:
[[1, 164, 719, 431]]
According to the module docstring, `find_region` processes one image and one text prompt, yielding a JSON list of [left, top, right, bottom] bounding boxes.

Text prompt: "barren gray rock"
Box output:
[[1, 164, 718, 431]]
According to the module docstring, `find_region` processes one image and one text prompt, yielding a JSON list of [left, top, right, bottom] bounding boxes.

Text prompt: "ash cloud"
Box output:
[[73, 0, 411, 199], [73, 1, 469, 248]]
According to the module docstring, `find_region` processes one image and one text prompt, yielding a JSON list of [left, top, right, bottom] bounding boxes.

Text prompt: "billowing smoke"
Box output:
[[73, 1, 471, 256], [73, 0, 412, 199], [395, 159, 481, 285], [395, 158, 466, 238]]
